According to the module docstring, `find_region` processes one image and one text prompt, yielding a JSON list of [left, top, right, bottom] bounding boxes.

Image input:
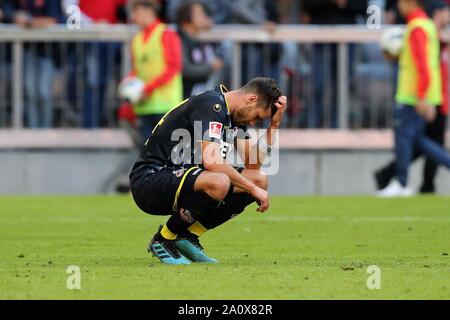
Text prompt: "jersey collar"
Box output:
[[219, 84, 231, 114]]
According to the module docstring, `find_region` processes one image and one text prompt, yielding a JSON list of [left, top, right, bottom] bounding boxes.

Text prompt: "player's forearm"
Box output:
[[246, 143, 266, 170], [242, 128, 275, 169], [205, 163, 257, 194], [256, 127, 276, 167], [203, 140, 256, 192], [242, 140, 262, 170]]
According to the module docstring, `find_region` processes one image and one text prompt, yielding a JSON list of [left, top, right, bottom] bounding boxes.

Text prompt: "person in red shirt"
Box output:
[[375, 0, 450, 194], [63, 0, 127, 24], [63, 0, 127, 128], [78, 0, 126, 24]]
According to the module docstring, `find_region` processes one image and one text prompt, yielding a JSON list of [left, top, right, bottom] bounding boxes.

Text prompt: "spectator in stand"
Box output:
[[176, 0, 224, 98], [0, 1, 15, 127], [277, 0, 301, 24], [128, 0, 183, 139], [230, 0, 277, 29], [203, 0, 233, 24], [230, 0, 283, 84], [167, 0, 232, 25], [0, 2, 15, 67], [0, 1, 16, 23], [375, 0, 450, 194], [302, 0, 368, 128], [62, 0, 127, 128], [14, 0, 64, 128], [385, 0, 406, 24], [67, 0, 127, 24]]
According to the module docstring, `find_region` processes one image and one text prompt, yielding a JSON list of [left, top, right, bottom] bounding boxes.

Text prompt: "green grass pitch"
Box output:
[[1, 195, 449, 299]]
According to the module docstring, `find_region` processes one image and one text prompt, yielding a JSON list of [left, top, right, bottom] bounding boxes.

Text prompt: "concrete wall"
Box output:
[[269, 150, 450, 195], [1, 148, 449, 195], [0, 149, 137, 194]]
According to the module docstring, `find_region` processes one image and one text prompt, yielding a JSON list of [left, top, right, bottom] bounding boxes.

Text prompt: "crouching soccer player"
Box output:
[[129, 77, 287, 264]]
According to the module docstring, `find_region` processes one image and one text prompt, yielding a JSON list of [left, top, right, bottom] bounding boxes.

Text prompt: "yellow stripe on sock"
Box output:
[[188, 222, 208, 237], [160, 224, 177, 240]]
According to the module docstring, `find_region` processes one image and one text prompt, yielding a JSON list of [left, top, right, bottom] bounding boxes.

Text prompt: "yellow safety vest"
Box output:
[[396, 17, 442, 106], [132, 23, 183, 115]]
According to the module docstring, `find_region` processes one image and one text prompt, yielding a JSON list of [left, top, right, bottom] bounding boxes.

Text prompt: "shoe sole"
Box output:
[[148, 243, 192, 265]]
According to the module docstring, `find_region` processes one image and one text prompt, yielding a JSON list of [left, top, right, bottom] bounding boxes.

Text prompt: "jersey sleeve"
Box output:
[[189, 93, 227, 144]]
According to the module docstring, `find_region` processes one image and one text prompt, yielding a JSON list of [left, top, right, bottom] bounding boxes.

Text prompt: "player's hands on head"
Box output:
[[251, 186, 269, 213], [270, 95, 287, 129]]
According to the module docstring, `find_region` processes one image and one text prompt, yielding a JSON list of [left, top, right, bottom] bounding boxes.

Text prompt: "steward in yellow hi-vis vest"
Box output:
[[131, 21, 183, 115], [127, 1, 183, 138], [376, 1, 450, 197], [396, 9, 442, 107]]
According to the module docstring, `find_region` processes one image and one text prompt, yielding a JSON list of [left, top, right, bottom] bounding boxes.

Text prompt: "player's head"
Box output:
[[426, 0, 450, 30], [176, 0, 212, 33], [233, 77, 282, 126], [398, 0, 424, 18], [131, 0, 160, 29]]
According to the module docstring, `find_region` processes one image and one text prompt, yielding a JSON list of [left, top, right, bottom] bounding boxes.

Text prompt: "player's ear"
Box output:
[[247, 94, 259, 106]]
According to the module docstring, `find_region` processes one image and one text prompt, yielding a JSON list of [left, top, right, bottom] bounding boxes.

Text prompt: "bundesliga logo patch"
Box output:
[[209, 122, 223, 139], [179, 208, 195, 223]]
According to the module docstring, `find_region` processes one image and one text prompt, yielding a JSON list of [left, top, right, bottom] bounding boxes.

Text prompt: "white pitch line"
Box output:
[[4, 215, 450, 224], [237, 216, 450, 222]]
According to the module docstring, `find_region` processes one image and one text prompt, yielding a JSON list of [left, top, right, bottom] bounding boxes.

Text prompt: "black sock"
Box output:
[[178, 190, 222, 215], [198, 193, 255, 230], [165, 190, 223, 237], [165, 209, 196, 236]]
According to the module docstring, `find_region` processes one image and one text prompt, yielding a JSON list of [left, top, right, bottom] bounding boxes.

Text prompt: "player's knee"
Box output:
[[253, 170, 269, 190], [207, 173, 230, 201]]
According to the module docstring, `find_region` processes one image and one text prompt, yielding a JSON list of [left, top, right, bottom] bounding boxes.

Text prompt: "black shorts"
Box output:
[[130, 165, 205, 216], [130, 164, 246, 216]]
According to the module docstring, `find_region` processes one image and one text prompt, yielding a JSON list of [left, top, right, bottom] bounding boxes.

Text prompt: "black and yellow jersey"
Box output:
[[132, 85, 248, 172]]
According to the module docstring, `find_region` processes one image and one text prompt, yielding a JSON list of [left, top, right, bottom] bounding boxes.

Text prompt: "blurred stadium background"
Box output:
[[0, 0, 449, 195]]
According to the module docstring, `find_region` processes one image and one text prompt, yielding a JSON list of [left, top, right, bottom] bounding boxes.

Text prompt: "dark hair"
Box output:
[[131, 0, 160, 15], [176, 0, 206, 25], [241, 77, 282, 115], [415, 0, 425, 7]]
